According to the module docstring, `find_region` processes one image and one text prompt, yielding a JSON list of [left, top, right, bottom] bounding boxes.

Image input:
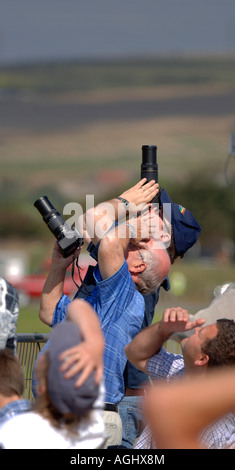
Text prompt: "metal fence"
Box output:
[[16, 333, 49, 401]]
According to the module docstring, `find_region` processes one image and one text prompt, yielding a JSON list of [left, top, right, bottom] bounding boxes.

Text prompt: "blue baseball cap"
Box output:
[[159, 188, 201, 257], [47, 320, 99, 417]]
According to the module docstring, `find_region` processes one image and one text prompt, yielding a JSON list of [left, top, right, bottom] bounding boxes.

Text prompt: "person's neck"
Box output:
[[0, 394, 21, 409], [184, 364, 207, 378]]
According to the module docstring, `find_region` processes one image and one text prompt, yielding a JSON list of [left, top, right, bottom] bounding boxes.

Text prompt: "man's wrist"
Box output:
[[50, 262, 67, 272], [158, 321, 173, 342], [116, 196, 129, 210]]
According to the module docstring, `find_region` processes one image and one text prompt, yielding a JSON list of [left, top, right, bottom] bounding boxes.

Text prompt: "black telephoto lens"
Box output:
[[34, 196, 83, 257], [34, 196, 68, 241], [141, 145, 159, 203]]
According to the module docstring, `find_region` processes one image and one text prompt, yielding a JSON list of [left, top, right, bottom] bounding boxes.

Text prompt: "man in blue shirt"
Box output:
[[38, 178, 172, 446]]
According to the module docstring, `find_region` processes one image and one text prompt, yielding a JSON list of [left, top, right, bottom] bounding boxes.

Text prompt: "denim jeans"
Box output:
[[118, 396, 145, 448]]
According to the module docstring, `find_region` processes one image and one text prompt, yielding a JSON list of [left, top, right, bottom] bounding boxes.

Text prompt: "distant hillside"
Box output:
[[0, 57, 235, 94]]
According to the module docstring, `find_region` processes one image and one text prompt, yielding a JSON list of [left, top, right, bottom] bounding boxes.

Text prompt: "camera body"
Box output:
[[141, 145, 159, 203], [34, 196, 83, 258]]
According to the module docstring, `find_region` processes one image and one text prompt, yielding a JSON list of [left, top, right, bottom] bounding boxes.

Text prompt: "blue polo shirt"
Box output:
[[52, 261, 145, 405]]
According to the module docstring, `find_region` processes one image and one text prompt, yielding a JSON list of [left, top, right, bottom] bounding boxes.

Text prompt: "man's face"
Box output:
[[135, 207, 171, 250], [181, 323, 218, 369], [124, 206, 171, 276], [149, 206, 171, 250], [137, 207, 165, 245]]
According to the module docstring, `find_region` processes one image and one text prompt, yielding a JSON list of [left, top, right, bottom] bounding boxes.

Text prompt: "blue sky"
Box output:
[[0, 0, 235, 64]]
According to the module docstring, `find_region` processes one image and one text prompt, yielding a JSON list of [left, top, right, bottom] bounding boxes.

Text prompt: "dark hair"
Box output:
[[0, 349, 24, 397], [166, 224, 184, 264], [201, 319, 235, 368]]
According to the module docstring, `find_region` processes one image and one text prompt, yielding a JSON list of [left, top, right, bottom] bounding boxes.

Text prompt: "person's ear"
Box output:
[[160, 231, 171, 244], [148, 231, 171, 250], [194, 353, 209, 367], [129, 261, 147, 283]]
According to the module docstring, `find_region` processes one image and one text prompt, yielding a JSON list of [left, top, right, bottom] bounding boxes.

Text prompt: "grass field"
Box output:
[[17, 303, 50, 334]]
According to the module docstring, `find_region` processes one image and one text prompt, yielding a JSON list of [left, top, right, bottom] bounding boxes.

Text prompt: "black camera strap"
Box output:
[[71, 253, 90, 296]]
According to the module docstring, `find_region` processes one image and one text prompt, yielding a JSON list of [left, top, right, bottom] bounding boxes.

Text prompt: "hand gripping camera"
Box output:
[[34, 196, 83, 258]]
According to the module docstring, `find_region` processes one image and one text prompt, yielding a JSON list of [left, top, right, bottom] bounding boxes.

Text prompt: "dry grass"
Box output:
[[0, 82, 234, 199]]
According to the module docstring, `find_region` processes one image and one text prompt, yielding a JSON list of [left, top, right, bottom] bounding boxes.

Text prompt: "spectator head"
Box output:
[[34, 320, 99, 422], [181, 318, 235, 372], [0, 349, 24, 401], [201, 319, 235, 368], [133, 245, 171, 295]]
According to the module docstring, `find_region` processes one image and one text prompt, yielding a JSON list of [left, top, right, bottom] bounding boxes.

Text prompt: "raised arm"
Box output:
[[82, 178, 159, 280], [39, 243, 80, 326], [125, 307, 205, 373], [83, 178, 159, 247], [59, 299, 105, 387]]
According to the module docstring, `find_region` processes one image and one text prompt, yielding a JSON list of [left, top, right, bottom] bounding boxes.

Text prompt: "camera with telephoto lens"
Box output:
[[34, 196, 83, 258], [141, 145, 159, 203]]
